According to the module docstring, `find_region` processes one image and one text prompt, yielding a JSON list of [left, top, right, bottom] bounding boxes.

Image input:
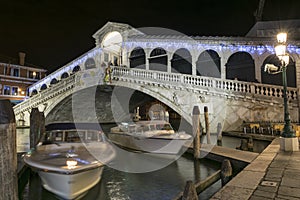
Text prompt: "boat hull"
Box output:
[[38, 167, 103, 199], [107, 132, 191, 155], [23, 129, 116, 199]]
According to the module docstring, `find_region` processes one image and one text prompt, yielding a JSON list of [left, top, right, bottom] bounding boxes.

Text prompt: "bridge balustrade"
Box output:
[[14, 66, 299, 116], [113, 67, 298, 101], [14, 74, 76, 115]]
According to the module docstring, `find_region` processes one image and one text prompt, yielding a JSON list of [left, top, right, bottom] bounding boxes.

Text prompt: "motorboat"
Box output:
[[108, 120, 192, 156], [23, 129, 115, 200]]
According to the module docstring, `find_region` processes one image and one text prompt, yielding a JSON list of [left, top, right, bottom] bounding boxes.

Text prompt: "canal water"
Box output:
[[17, 127, 269, 200]]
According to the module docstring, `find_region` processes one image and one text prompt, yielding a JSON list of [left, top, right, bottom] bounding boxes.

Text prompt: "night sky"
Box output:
[[1, 0, 300, 72]]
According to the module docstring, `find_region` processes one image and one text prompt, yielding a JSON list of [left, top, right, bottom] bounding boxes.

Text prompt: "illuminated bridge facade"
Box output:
[[13, 21, 300, 132]]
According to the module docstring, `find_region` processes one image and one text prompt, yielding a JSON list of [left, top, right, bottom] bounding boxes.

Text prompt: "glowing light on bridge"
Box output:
[[28, 39, 300, 94], [29, 47, 103, 93], [124, 41, 300, 55]]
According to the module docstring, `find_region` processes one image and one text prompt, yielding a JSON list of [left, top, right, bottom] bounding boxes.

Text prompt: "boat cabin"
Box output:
[[41, 129, 105, 144], [116, 121, 175, 134]]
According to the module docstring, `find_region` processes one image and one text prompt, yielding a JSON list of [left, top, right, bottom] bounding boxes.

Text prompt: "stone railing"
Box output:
[[14, 74, 76, 115], [112, 66, 298, 101], [14, 66, 299, 115]]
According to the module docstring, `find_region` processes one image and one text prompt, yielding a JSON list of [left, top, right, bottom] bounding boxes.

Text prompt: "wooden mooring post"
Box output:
[[192, 106, 201, 159], [221, 159, 232, 186], [217, 122, 222, 146], [182, 180, 198, 200], [30, 108, 45, 148], [204, 106, 211, 144], [0, 99, 18, 200], [173, 170, 221, 200], [194, 159, 200, 182], [248, 137, 254, 152]]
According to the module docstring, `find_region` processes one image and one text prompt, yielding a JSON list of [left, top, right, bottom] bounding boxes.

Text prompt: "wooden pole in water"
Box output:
[[0, 99, 18, 200], [30, 108, 39, 148], [204, 106, 211, 144], [221, 159, 232, 186], [30, 108, 45, 148], [39, 111, 46, 137], [248, 137, 254, 152], [217, 122, 222, 146], [193, 159, 201, 182], [182, 180, 198, 200], [192, 106, 201, 159]]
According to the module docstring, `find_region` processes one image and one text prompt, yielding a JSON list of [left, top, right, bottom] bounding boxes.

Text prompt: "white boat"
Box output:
[[108, 120, 192, 156], [23, 129, 115, 200]]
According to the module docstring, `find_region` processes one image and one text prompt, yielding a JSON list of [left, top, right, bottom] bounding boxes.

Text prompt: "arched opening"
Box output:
[[61, 72, 69, 79], [72, 65, 81, 73], [261, 55, 296, 87], [129, 47, 146, 69], [31, 89, 38, 96], [149, 48, 168, 72], [226, 52, 256, 82], [196, 50, 221, 78], [50, 78, 58, 85], [101, 31, 123, 66], [171, 48, 192, 74], [40, 84, 47, 91], [85, 58, 96, 70]]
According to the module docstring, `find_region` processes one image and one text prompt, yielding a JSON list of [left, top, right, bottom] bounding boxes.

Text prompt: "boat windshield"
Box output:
[[157, 123, 173, 131], [42, 130, 104, 144]]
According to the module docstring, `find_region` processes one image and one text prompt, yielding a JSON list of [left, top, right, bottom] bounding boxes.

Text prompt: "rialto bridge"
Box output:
[[13, 21, 300, 132]]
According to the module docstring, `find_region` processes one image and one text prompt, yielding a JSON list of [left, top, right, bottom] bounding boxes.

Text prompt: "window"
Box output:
[[12, 68, 19, 77], [65, 131, 81, 142], [35, 72, 40, 79], [3, 85, 10, 95], [12, 87, 18, 96], [4, 66, 10, 75], [28, 71, 39, 79], [28, 71, 34, 78], [54, 132, 63, 142]]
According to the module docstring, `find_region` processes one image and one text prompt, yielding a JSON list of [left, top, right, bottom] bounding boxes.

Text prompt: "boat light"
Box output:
[[66, 158, 78, 169]]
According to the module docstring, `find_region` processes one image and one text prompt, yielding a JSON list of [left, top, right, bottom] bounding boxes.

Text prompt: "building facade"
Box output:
[[0, 52, 47, 104]]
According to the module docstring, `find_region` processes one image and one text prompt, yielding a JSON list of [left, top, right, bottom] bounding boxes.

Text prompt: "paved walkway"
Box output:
[[211, 138, 300, 200]]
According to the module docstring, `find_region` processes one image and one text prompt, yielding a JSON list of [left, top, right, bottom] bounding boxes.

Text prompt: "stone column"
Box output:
[[220, 55, 227, 80], [191, 51, 198, 76], [145, 49, 151, 70], [167, 51, 173, 73], [253, 54, 264, 83]]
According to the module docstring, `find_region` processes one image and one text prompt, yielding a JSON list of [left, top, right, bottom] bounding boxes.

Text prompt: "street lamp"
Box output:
[[273, 32, 295, 138], [265, 33, 299, 151]]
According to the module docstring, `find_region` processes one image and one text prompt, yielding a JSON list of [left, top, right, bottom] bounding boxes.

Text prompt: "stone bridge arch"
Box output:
[[44, 81, 195, 128]]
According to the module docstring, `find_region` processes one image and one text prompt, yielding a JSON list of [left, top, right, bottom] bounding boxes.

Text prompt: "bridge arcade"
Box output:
[[14, 21, 300, 132]]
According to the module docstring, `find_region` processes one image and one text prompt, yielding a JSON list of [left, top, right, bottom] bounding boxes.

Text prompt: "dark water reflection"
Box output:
[[18, 127, 270, 200], [24, 155, 221, 200]]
